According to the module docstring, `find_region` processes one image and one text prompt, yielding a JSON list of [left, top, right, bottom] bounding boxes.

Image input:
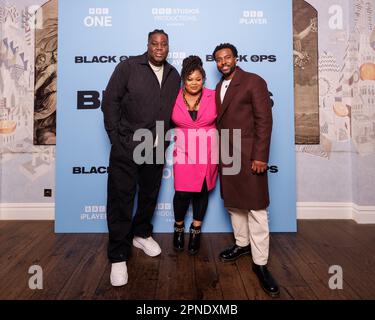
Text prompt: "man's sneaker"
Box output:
[[133, 236, 161, 257], [110, 261, 128, 286]]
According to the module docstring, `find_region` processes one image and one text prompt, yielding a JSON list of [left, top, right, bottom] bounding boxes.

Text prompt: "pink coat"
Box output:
[[171, 88, 219, 192]]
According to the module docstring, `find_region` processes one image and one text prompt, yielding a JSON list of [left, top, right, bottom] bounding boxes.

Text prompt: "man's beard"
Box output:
[[220, 65, 236, 78]]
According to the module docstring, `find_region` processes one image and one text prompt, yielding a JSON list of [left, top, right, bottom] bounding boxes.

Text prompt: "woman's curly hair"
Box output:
[[181, 55, 206, 83]]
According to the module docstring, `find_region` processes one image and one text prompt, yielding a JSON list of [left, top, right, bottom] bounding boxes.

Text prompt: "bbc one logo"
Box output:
[[239, 10, 268, 25], [84, 8, 112, 27]]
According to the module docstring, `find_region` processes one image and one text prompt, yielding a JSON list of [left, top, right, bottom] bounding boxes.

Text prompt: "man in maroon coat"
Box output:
[[213, 43, 279, 297]]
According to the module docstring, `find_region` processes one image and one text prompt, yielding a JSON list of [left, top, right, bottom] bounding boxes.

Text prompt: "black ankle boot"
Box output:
[[252, 264, 280, 297], [188, 224, 201, 255], [173, 223, 184, 251]]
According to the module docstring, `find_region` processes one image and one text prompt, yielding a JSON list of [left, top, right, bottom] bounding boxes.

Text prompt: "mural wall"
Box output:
[[0, 0, 374, 213], [0, 0, 55, 204], [296, 0, 375, 206], [293, 0, 320, 145], [33, 0, 57, 145]]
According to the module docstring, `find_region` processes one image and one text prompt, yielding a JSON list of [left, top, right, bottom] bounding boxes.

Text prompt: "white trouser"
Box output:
[[227, 207, 269, 266]]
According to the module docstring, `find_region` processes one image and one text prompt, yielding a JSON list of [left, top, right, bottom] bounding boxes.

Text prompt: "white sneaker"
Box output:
[[110, 262, 128, 286], [133, 236, 161, 257]]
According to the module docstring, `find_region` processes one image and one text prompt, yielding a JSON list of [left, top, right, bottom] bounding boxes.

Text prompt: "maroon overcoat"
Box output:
[[215, 67, 273, 210]]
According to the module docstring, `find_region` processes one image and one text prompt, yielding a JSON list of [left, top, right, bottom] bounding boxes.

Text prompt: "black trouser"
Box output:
[[173, 180, 209, 222], [106, 142, 164, 263]]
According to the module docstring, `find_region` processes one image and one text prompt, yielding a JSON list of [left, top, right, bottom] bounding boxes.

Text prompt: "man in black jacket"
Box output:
[[102, 29, 180, 286]]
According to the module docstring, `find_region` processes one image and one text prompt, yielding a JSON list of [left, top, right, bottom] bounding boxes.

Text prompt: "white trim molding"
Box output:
[[0, 202, 374, 224], [352, 204, 375, 224], [0, 203, 55, 220], [297, 202, 353, 220], [297, 202, 375, 224]]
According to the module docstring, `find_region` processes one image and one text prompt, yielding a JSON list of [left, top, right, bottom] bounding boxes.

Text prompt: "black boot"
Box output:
[[188, 223, 201, 255], [252, 264, 280, 297], [173, 223, 184, 251]]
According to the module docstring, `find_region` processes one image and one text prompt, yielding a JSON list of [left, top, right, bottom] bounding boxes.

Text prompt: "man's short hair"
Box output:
[[148, 29, 169, 42], [212, 43, 238, 60]]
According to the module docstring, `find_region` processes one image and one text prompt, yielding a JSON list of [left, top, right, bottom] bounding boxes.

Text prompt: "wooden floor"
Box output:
[[0, 220, 374, 300]]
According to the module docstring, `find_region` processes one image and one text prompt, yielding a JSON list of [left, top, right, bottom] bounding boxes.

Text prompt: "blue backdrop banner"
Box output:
[[56, 0, 296, 232]]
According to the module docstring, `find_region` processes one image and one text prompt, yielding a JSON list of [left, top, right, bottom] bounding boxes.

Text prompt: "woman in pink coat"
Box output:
[[171, 56, 218, 255]]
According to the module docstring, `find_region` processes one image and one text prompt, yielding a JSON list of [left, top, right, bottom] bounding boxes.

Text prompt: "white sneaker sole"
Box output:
[[110, 276, 128, 287], [133, 238, 161, 257]]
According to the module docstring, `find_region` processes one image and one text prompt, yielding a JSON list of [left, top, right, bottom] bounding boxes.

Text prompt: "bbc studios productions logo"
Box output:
[[239, 10, 268, 25], [155, 202, 193, 223], [155, 202, 174, 223], [83, 7, 112, 27], [151, 7, 199, 26]]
